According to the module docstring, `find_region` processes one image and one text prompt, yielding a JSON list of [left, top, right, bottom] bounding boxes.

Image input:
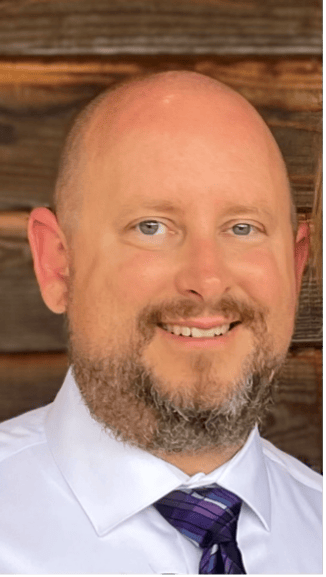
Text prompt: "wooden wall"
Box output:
[[0, 0, 322, 472]]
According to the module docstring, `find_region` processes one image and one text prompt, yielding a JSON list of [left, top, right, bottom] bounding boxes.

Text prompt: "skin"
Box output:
[[28, 72, 309, 474]]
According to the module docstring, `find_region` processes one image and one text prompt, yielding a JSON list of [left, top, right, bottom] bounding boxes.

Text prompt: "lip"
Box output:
[[161, 316, 238, 330], [157, 322, 241, 348]]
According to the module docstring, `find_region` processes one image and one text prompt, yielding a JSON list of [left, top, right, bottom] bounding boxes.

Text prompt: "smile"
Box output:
[[160, 321, 240, 338]]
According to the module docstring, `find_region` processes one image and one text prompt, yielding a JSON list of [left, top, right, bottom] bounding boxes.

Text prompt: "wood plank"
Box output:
[[195, 58, 322, 112], [260, 348, 322, 472], [0, 348, 321, 472], [0, 211, 29, 237], [0, 352, 68, 422], [0, 57, 321, 211], [0, 221, 322, 352], [293, 210, 322, 343], [0, 57, 322, 110], [311, 153, 322, 288], [0, 235, 67, 352], [0, 0, 321, 56]]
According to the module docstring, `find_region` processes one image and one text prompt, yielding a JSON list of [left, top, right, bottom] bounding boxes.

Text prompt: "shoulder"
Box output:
[[0, 405, 50, 464], [260, 436, 322, 494]]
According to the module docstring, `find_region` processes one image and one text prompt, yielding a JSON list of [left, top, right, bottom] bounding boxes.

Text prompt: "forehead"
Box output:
[[81, 80, 291, 221]]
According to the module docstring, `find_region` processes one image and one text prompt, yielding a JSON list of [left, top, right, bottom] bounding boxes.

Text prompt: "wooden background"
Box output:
[[0, 0, 322, 472]]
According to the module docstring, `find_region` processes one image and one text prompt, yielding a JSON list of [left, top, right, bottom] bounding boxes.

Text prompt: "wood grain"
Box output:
[[0, 57, 322, 210], [0, 352, 68, 422], [0, 348, 321, 472], [0, 0, 322, 56], [0, 234, 67, 352], [261, 348, 322, 472], [310, 152, 322, 288], [0, 211, 29, 237], [0, 57, 322, 113]]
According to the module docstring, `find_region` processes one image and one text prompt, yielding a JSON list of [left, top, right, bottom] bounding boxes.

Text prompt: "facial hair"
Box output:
[[67, 295, 286, 455]]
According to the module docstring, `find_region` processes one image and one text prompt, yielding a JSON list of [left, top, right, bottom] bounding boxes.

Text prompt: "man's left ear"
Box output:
[[294, 222, 310, 296]]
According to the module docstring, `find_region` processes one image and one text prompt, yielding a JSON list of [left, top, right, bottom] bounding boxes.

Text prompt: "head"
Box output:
[[28, 71, 309, 457]]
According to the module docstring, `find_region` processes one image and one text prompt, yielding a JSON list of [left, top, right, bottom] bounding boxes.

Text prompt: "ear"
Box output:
[[294, 222, 310, 297], [28, 207, 70, 314]]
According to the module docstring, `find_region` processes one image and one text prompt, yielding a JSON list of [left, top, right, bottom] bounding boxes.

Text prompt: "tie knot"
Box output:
[[154, 485, 242, 550]]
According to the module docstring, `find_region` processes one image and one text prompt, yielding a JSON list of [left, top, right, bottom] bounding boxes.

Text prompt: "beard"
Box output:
[[66, 294, 287, 455]]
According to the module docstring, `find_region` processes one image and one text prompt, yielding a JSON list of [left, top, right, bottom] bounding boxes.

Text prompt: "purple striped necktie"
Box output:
[[154, 485, 246, 574]]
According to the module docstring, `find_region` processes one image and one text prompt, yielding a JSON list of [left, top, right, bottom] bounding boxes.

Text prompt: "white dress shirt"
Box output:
[[0, 368, 322, 574]]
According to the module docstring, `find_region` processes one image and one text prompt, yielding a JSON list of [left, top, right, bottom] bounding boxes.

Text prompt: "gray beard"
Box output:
[[67, 297, 286, 455]]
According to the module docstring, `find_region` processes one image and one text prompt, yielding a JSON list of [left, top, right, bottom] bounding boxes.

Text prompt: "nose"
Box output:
[[174, 236, 232, 302]]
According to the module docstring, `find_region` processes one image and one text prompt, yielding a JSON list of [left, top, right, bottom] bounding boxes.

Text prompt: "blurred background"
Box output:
[[0, 0, 322, 472]]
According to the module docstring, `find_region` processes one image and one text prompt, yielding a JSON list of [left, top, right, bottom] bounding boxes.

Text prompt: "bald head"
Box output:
[[36, 70, 309, 462], [53, 70, 296, 243]]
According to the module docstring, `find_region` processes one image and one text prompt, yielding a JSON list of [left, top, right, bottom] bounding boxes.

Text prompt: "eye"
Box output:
[[136, 220, 167, 236], [231, 223, 256, 236], [125, 218, 178, 250]]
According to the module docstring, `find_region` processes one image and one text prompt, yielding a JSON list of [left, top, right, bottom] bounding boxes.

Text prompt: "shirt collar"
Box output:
[[45, 368, 271, 537]]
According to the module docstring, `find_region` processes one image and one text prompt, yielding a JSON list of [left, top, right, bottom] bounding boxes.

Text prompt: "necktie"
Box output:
[[154, 485, 246, 574]]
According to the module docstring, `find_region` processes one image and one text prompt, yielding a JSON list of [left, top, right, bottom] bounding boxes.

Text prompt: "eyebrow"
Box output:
[[120, 200, 185, 217], [220, 204, 275, 221], [121, 200, 273, 221]]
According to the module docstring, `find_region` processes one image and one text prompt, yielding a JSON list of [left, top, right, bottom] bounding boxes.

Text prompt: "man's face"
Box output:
[[66, 82, 300, 452]]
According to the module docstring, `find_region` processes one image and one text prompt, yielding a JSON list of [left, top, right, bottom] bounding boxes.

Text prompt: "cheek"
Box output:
[[68, 240, 172, 350], [233, 247, 297, 347], [112, 251, 169, 304], [234, 247, 296, 313], [73, 244, 169, 320]]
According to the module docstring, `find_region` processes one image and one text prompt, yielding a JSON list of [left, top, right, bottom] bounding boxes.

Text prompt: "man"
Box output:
[[0, 71, 321, 573]]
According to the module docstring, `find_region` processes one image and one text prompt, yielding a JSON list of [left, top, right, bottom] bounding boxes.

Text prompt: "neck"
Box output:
[[155, 441, 244, 476]]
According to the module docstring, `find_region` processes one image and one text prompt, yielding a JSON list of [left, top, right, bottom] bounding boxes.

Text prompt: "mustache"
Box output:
[[137, 295, 268, 335]]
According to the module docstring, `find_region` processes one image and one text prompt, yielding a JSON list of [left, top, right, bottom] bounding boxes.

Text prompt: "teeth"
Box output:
[[173, 325, 182, 336], [181, 326, 191, 337], [164, 324, 231, 338]]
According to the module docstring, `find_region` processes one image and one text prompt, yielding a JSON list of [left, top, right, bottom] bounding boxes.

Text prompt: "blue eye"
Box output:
[[232, 223, 253, 235], [137, 221, 166, 236]]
